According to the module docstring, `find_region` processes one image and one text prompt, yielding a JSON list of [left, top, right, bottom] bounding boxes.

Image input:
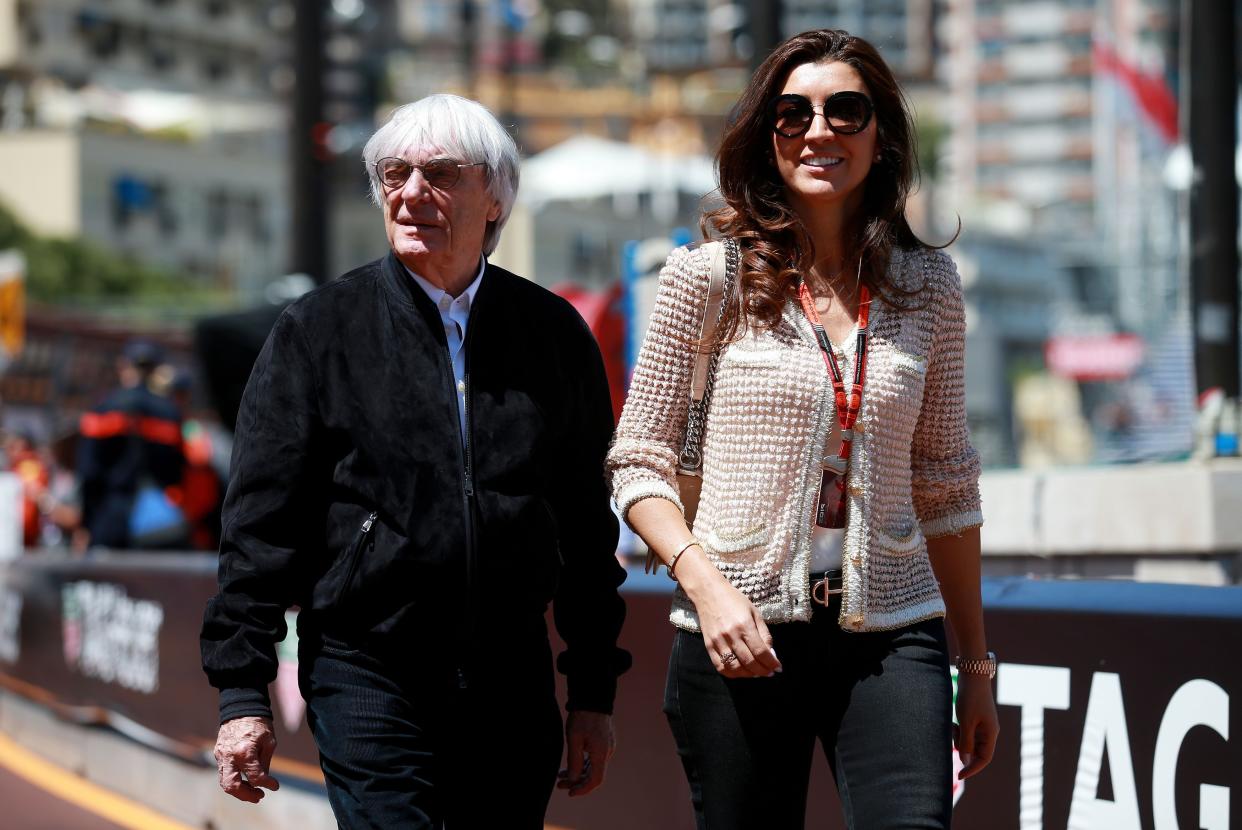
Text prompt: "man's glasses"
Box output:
[[375, 157, 488, 191], [768, 92, 874, 138]]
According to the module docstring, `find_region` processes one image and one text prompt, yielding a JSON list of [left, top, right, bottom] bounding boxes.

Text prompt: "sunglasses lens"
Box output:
[[379, 159, 410, 188], [423, 159, 461, 189], [826, 95, 870, 134], [772, 98, 814, 137]]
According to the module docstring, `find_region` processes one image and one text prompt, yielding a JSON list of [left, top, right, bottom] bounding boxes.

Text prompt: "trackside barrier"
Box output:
[[0, 552, 1238, 829]]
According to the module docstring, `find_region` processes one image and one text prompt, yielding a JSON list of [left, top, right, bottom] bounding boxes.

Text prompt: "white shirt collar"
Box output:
[[405, 257, 487, 311]]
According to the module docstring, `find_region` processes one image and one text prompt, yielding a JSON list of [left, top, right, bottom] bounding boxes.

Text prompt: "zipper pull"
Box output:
[[456, 667, 469, 690], [361, 512, 377, 533], [463, 472, 474, 497]]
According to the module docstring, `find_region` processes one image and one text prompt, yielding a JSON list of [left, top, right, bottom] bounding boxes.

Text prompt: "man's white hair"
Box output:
[[362, 94, 520, 256]]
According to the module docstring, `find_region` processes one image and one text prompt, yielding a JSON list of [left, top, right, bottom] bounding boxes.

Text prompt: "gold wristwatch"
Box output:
[[954, 651, 997, 680]]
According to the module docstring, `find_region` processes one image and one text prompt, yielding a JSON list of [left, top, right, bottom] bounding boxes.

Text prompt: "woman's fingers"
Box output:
[[718, 639, 756, 677], [958, 717, 998, 779], [716, 630, 778, 678], [747, 613, 782, 675], [700, 584, 781, 678]]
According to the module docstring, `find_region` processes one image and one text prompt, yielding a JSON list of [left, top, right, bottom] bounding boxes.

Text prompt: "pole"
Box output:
[[291, 0, 330, 284], [460, 0, 477, 99], [1184, 0, 1240, 398], [749, 0, 782, 72], [499, 9, 518, 132]]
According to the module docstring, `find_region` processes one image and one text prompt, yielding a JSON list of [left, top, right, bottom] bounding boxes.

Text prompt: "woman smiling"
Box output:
[[608, 29, 999, 830]]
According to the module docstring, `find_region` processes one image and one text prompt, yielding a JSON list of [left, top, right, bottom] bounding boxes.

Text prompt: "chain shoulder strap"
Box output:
[[677, 237, 738, 475]]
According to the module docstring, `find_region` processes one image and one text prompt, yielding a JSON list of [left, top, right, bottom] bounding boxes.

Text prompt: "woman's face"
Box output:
[[770, 60, 878, 220]]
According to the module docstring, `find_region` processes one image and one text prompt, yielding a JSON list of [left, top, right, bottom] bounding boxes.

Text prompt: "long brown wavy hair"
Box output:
[[703, 29, 948, 343]]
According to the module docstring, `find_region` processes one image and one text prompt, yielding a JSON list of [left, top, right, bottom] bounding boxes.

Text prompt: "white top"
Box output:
[[809, 343, 850, 572], [406, 257, 486, 439]]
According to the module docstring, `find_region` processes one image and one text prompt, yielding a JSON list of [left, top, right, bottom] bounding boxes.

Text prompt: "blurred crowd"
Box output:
[[4, 339, 227, 554]]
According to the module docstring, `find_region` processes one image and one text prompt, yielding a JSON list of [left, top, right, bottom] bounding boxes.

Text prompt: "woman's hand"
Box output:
[[954, 675, 999, 779], [680, 561, 782, 679], [623, 497, 781, 678]]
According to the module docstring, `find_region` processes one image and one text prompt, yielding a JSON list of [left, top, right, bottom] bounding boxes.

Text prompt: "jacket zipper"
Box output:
[[337, 511, 378, 608], [542, 500, 564, 567], [459, 368, 476, 690], [446, 314, 478, 691]]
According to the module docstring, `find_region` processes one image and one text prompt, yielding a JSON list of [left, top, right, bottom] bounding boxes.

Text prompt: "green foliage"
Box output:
[[915, 114, 949, 183], [0, 200, 197, 304]]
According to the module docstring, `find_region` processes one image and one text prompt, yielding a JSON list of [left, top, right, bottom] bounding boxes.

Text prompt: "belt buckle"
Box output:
[[811, 576, 843, 606]]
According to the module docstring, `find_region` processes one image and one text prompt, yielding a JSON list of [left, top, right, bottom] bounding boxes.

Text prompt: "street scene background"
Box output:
[[0, 1, 1238, 829]]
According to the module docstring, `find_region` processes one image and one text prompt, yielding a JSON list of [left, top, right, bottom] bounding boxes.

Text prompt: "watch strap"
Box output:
[[955, 651, 997, 679]]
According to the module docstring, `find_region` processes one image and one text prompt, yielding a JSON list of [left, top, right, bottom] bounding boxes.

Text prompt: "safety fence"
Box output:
[[0, 552, 1237, 830]]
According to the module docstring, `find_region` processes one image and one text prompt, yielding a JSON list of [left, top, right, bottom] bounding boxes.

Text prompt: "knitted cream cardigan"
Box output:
[[607, 241, 983, 633]]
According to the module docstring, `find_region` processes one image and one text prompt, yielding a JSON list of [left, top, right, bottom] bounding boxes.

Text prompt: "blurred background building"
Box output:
[[0, 0, 1234, 473], [0, 0, 289, 296]]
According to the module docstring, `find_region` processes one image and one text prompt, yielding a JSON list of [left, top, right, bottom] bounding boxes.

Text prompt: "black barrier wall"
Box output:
[[0, 553, 1238, 830]]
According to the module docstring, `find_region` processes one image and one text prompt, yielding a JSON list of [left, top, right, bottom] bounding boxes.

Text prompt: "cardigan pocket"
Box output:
[[870, 520, 926, 558], [719, 347, 784, 368], [701, 522, 772, 555]]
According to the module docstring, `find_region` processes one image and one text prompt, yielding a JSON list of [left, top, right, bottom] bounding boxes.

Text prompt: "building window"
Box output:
[[204, 54, 232, 83], [206, 189, 229, 239], [77, 11, 121, 59], [245, 195, 269, 243]]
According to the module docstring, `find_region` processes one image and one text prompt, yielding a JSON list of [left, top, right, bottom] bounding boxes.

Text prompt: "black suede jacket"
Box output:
[[201, 253, 630, 722]]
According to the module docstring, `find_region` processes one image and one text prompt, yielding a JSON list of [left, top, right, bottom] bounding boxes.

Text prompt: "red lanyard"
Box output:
[[797, 280, 871, 470]]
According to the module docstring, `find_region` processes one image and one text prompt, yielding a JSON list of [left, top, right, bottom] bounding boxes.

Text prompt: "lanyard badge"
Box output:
[[797, 279, 870, 529]]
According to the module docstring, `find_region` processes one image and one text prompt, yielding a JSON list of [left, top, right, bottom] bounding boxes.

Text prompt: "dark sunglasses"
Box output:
[[768, 92, 874, 138], [375, 157, 487, 191]]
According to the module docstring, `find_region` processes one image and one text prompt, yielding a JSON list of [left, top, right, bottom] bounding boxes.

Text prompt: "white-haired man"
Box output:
[[201, 95, 630, 828]]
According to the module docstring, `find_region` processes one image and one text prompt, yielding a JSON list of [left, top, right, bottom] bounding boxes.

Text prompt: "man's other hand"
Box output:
[[557, 710, 614, 797], [214, 716, 280, 803]]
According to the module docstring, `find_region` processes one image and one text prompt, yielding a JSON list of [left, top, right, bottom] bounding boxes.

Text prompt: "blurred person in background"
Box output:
[[75, 339, 187, 551], [608, 30, 998, 829], [4, 428, 50, 547], [151, 367, 224, 550], [201, 94, 629, 829]]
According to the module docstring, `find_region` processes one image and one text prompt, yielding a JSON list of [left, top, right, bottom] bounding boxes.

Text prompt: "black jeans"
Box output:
[[300, 628, 563, 829], [664, 599, 953, 830]]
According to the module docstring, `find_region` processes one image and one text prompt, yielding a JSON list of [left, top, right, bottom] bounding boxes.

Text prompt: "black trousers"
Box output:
[[301, 627, 563, 829], [664, 599, 953, 830]]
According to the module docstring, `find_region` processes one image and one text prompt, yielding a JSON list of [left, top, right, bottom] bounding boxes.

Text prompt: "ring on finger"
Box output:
[[721, 651, 737, 665]]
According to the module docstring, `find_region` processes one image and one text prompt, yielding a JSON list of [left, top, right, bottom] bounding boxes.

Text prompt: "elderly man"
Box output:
[[201, 95, 630, 828]]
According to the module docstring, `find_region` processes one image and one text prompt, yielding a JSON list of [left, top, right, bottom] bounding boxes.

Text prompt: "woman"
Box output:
[[607, 30, 999, 829]]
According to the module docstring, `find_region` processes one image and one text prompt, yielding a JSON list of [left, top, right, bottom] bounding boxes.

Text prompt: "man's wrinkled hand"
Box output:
[[556, 711, 614, 797], [214, 716, 279, 803]]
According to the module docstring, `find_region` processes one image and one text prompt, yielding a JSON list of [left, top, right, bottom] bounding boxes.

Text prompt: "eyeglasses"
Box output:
[[768, 92, 874, 138], [375, 157, 488, 191]]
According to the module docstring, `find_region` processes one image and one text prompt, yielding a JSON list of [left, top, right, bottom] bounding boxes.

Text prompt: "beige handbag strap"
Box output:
[[677, 238, 738, 476], [689, 241, 728, 404]]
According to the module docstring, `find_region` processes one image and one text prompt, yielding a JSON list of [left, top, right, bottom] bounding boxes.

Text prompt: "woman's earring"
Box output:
[[873, 152, 882, 163]]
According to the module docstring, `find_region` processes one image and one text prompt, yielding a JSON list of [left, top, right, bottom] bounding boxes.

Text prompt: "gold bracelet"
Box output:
[[667, 538, 702, 581]]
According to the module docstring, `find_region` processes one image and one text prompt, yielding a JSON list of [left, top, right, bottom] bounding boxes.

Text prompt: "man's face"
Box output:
[[380, 145, 502, 276]]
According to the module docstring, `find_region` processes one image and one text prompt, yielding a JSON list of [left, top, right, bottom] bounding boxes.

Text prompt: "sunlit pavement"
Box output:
[[0, 725, 579, 830], [0, 731, 194, 830]]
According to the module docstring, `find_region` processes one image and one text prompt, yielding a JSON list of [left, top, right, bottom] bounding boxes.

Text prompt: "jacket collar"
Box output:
[[380, 250, 499, 332]]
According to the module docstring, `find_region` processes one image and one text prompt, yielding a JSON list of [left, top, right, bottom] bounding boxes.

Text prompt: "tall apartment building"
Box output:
[[0, 0, 275, 103], [940, 0, 1190, 466], [0, 0, 291, 298], [939, 0, 1176, 261], [627, 0, 936, 78]]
